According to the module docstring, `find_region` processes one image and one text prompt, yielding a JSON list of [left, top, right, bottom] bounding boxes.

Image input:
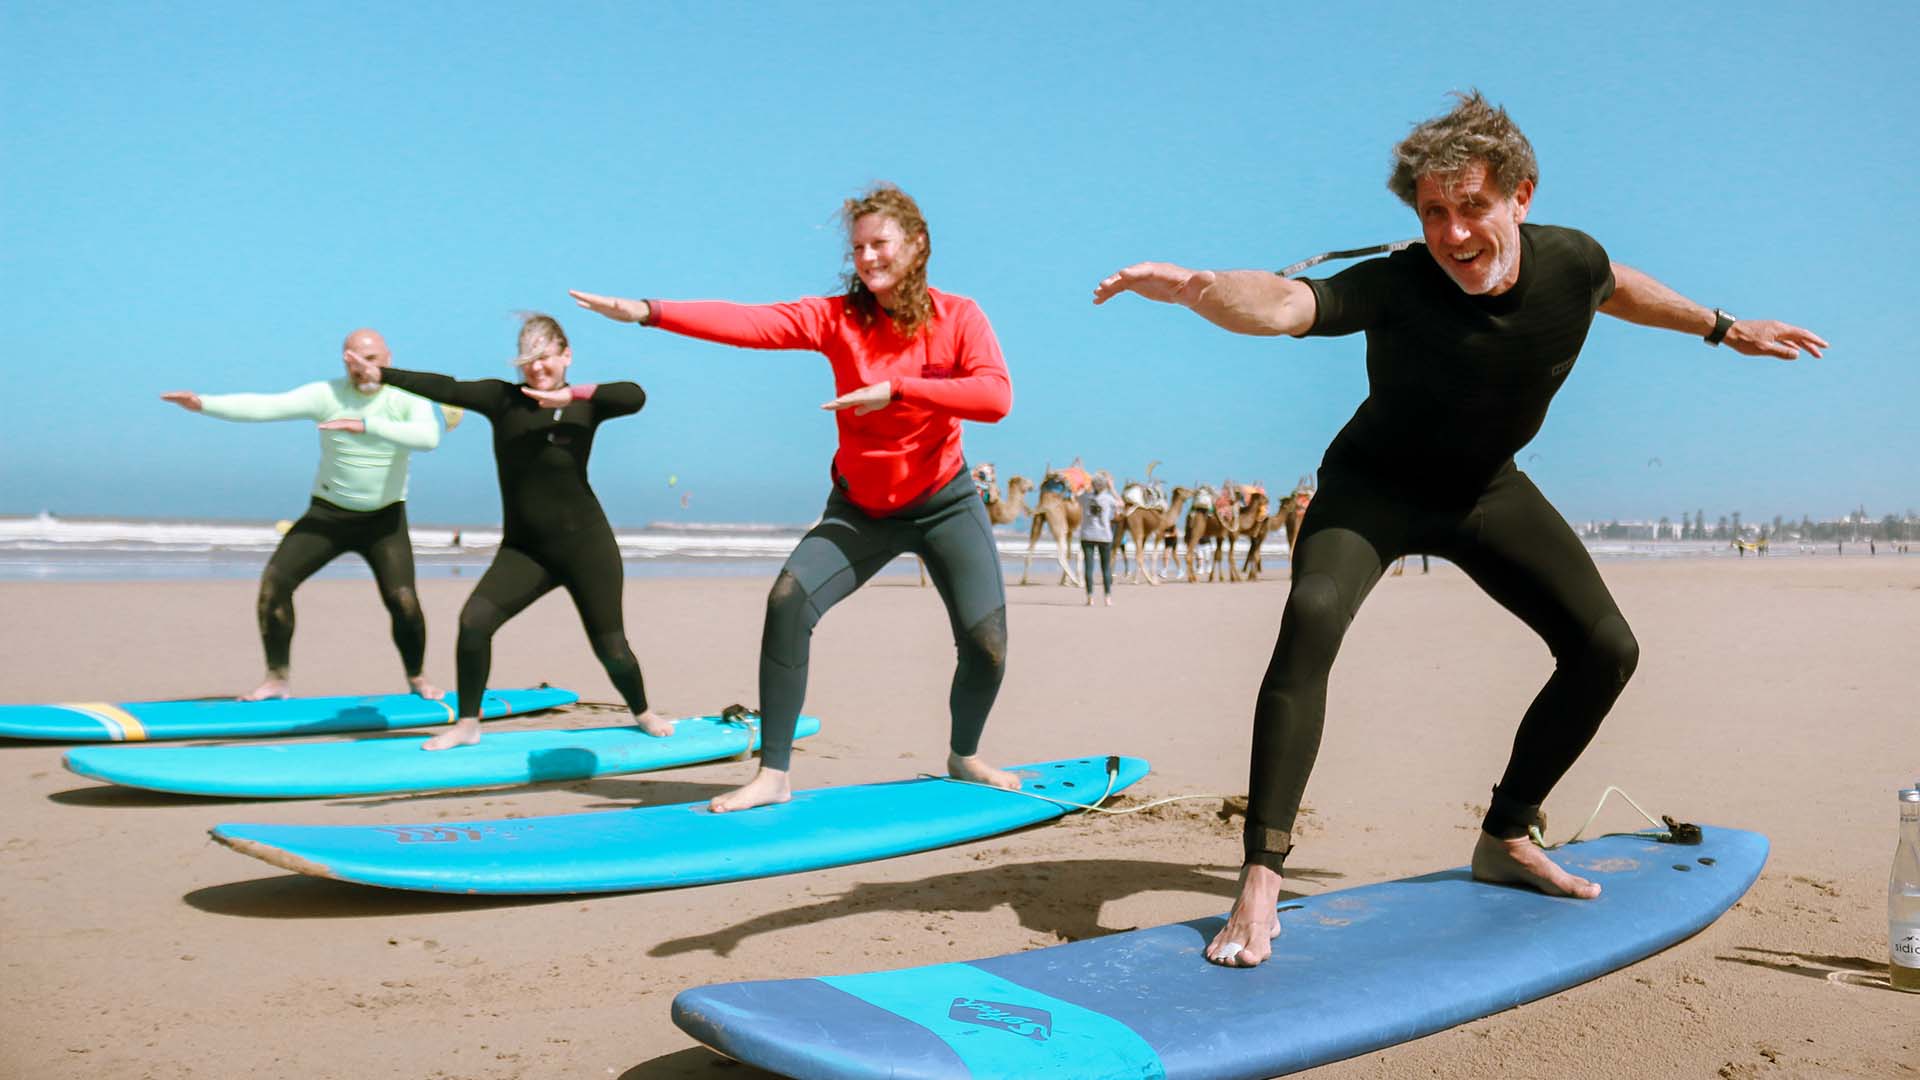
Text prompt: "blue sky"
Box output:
[[3, 2, 1913, 527]]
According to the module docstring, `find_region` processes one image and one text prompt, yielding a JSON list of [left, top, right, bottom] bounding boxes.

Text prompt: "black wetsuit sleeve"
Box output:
[[586, 381, 646, 420], [1301, 257, 1400, 337], [380, 369, 513, 417]]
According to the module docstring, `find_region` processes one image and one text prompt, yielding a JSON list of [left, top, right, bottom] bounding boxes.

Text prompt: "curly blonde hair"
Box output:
[[1387, 91, 1538, 208], [840, 184, 932, 337]]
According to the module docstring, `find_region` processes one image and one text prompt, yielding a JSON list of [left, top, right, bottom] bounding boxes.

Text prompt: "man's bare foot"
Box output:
[[1103, 594, 1114, 607], [1085, 595, 1096, 607], [709, 767, 791, 813], [408, 675, 445, 701], [948, 752, 1021, 791], [239, 675, 290, 702], [422, 717, 481, 751], [1206, 862, 1284, 967], [633, 709, 675, 737], [1470, 831, 1602, 899]]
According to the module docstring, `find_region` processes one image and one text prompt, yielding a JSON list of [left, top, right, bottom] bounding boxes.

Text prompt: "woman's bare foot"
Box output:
[[407, 675, 444, 701], [422, 717, 481, 751], [239, 675, 291, 702], [1206, 862, 1284, 967], [709, 766, 792, 812], [948, 752, 1021, 790], [1103, 594, 1114, 607], [1085, 595, 1096, 607], [1470, 831, 1602, 898], [632, 709, 675, 737]]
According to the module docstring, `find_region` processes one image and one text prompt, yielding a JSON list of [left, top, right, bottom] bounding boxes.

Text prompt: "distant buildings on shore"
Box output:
[[1580, 508, 1918, 543]]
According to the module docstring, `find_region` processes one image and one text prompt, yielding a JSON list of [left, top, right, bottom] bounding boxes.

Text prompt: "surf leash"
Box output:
[[1534, 785, 1702, 849], [927, 757, 1232, 817], [1275, 239, 1418, 278]]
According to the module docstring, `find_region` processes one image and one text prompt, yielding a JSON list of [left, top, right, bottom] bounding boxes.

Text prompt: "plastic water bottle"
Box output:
[[1892, 787, 1920, 992]]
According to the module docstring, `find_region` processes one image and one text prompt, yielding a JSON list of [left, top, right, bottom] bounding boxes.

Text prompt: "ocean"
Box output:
[[0, 513, 1858, 583]]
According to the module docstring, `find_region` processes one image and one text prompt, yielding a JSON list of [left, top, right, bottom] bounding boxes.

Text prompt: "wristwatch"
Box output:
[[1705, 308, 1736, 346]]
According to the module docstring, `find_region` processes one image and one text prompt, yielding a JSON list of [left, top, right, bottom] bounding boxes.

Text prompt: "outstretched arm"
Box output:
[[185, 383, 332, 423], [1093, 263, 1318, 337], [370, 367, 513, 416], [1601, 263, 1827, 360], [570, 290, 829, 352]]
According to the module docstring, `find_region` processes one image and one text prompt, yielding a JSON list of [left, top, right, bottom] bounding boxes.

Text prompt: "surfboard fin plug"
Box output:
[[1660, 816, 1702, 845]]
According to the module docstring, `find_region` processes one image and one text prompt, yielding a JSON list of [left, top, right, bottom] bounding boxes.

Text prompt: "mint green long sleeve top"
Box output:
[[198, 377, 440, 511]]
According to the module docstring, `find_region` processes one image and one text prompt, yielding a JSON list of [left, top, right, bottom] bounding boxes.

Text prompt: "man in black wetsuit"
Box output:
[[1093, 92, 1826, 968]]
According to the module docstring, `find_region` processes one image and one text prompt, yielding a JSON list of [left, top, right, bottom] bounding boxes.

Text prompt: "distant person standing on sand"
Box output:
[[571, 183, 1019, 813], [161, 329, 442, 701], [1094, 91, 1826, 968], [362, 314, 674, 751], [1080, 473, 1122, 606]]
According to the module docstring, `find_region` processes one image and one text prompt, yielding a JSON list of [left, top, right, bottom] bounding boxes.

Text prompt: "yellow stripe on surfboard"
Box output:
[[56, 702, 148, 742]]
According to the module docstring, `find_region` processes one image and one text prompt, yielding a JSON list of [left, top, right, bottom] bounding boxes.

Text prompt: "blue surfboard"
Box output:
[[673, 826, 1767, 1080], [209, 755, 1149, 894], [0, 687, 576, 742], [62, 713, 822, 798]]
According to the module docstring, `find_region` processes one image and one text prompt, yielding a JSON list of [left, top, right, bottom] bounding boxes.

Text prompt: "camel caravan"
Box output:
[[968, 459, 1315, 587]]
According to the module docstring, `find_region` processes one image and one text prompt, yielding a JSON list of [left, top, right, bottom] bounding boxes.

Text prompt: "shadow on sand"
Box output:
[[649, 855, 1342, 959]]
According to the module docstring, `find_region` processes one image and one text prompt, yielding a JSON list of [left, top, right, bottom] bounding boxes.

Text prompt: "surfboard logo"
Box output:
[[947, 998, 1051, 1041], [376, 825, 502, 844]]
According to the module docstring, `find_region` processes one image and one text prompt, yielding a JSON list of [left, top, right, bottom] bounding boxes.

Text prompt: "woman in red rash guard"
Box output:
[[571, 184, 1018, 813]]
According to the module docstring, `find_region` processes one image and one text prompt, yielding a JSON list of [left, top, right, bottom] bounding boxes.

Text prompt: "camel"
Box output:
[[973, 464, 1033, 527], [1241, 478, 1314, 580], [1185, 483, 1268, 582], [1221, 488, 1270, 581], [1118, 485, 1193, 584], [1020, 460, 1089, 587]]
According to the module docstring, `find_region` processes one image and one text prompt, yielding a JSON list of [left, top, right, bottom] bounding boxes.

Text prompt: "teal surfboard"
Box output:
[[63, 713, 821, 798], [209, 755, 1149, 894], [673, 825, 1767, 1079], [0, 687, 575, 742]]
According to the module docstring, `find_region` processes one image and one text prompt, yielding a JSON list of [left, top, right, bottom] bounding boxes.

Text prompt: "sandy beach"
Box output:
[[3, 557, 1917, 1078]]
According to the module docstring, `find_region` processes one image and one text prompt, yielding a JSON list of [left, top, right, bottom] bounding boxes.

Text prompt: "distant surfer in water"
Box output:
[[362, 314, 673, 750], [571, 183, 1019, 812], [1094, 92, 1826, 967], [161, 329, 443, 702]]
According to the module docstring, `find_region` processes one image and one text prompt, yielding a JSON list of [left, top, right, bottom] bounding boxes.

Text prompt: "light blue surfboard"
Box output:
[[0, 687, 576, 742], [209, 755, 1149, 894], [62, 713, 822, 798], [673, 826, 1768, 1080]]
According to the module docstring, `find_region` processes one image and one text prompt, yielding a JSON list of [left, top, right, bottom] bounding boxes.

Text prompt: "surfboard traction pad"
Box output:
[[671, 826, 1769, 1080]]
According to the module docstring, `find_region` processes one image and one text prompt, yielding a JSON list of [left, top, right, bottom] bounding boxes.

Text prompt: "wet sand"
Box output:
[[2, 557, 1917, 1078]]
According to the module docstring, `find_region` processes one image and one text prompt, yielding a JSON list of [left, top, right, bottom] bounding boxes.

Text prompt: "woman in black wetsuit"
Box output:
[[365, 314, 671, 749]]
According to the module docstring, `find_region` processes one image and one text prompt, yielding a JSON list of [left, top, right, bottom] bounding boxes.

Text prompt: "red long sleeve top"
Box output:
[[650, 288, 1013, 515]]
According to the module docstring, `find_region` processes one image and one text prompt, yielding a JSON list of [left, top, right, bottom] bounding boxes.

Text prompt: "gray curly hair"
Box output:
[[1387, 91, 1538, 207]]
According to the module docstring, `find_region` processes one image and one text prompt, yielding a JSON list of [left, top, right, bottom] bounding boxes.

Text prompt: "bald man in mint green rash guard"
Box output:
[[161, 328, 444, 701]]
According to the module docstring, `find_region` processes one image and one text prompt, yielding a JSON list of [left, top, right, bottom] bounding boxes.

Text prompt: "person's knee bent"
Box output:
[[1587, 613, 1639, 688], [382, 584, 423, 625], [762, 570, 819, 667], [457, 596, 505, 652], [1261, 573, 1347, 688], [256, 572, 295, 629], [958, 607, 1008, 677]]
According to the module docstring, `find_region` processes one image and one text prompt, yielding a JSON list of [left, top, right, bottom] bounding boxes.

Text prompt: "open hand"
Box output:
[[1725, 320, 1828, 360], [160, 391, 203, 412], [822, 381, 891, 415], [570, 290, 644, 324], [1093, 262, 1217, 307], [318, 419, 365, 433]]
